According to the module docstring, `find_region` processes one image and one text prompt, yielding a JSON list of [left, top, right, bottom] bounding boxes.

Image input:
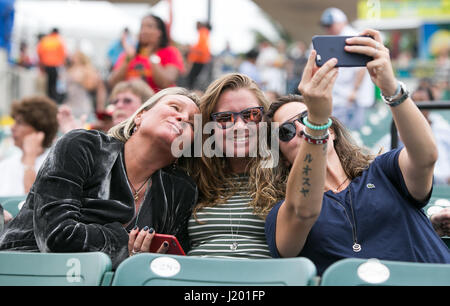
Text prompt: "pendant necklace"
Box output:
[[229, 208, 242, 251], [128, 176, 152, 201], [329, 185, 361, 253]]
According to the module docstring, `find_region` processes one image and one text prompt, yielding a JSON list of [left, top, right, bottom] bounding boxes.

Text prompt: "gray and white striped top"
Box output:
[[187, 175, 271, 259]]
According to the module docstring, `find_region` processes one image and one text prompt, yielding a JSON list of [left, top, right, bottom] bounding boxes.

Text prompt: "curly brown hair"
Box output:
[[11, 95, 59, 148], [265, 94, 376, 180], [185, 73, 285, 220]]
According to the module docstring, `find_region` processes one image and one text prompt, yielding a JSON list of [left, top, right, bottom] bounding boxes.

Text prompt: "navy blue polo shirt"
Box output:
[[265, 148, 450, 275]]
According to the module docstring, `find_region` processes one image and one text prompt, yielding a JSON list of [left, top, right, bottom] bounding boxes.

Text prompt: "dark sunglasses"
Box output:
[[211, 106, 264, 129], [278, 110, 308, 142], [110, 97, 134, 106]]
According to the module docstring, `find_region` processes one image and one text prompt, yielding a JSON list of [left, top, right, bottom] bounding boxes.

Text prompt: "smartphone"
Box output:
[[149, 233, 186, 255], [312, 35, 373, 67]]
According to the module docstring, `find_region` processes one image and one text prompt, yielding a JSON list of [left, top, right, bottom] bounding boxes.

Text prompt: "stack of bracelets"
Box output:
[[300, 117, 332, 145]]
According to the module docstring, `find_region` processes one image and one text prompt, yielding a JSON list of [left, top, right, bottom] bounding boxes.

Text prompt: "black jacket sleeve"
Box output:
[[32, 130, 130, 267]]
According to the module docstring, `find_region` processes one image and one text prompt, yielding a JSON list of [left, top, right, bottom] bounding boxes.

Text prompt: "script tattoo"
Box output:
[[301, 154, 313, 197]]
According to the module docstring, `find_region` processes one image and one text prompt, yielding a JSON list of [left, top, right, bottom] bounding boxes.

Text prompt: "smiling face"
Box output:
[[273, 102, 308, 165], [212, 88, 262, 158], [135, 94, 199, 152]]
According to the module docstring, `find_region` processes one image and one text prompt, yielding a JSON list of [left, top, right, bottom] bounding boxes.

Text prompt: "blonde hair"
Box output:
[[109, 79, 154, 105], [108, 87, 199, 142], [188, 73, 284, 219]]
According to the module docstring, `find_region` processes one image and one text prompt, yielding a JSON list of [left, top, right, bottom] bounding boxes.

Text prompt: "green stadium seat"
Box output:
[[0, 195, 27, 217], [111, 254, 317, 286], [0, 251, 113, 286], [320, 258, 450, 286]]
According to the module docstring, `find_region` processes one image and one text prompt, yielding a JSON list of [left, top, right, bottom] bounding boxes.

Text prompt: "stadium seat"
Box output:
[[0, 251, 113, 286], [111, 253, 317, 286], [0, 195, 27, 217], [320, 258, 450, 286]]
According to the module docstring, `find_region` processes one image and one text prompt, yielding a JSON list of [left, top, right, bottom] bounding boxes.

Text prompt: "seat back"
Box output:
[[112, 254, 317, 286], [0, 195, 27, 217], [320, 258, 450, 286], [0, 251, 112, 286]]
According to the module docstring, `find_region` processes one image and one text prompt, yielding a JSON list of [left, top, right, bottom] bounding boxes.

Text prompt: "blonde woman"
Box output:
[[186, 73, 283, 259], [0, 87, 199, 269]]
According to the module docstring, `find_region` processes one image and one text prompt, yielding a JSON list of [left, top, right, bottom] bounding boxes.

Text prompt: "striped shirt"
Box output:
[[188, 175, 271, 259]]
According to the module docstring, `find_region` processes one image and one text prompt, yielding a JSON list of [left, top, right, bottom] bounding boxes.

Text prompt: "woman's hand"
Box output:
[[297, 49, 338, 124], [128, 227, 169, 256], [430, 208, 450, 237], [345, 29, 398, 96]]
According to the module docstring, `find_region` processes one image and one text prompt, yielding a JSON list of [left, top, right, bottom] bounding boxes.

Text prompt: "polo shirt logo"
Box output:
[[367, 183, 375, 189]]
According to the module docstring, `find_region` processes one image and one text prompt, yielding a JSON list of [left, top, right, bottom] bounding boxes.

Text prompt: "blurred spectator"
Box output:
[[106, 27, 135, 72], [319, 7, 374, 130], [256, 39, 286, 95], [216, 41, 237, 75], [373, 85, 450, 184], [238, 48, 262, 87], [108, 14, 185, 93], [286, 41, 307, 94], [0, 96, 58, 196], [264, 90, 280, 103], [109, 79, 154, 126], [57, 79, 153, 134], [62, 50, 106, 120], [186, 21, 211, 89], [16, 41, 33, 69], [37, 28, 67, 104]]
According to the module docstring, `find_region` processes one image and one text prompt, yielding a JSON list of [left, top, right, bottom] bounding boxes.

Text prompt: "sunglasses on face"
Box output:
[[211, 106, 264, 129], [278, 110, 308, 142], [110, 97, 135, 106]]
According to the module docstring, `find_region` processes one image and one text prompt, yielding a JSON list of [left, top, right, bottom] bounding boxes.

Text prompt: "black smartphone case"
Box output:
[[312, 35, 373, 67]]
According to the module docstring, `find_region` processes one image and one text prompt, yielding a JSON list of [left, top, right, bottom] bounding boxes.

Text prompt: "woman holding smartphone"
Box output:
[[264, 29, 450, 275], [0, 87, 199, 268]]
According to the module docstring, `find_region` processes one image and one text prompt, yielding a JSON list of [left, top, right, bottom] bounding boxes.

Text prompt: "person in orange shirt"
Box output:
[[37, 28, 67, 104], [186, 21, 211, 89]]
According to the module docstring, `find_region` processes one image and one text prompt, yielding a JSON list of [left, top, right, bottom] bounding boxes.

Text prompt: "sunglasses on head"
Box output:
[[211, 106, 264, 129], [278, 110, 308, 142]]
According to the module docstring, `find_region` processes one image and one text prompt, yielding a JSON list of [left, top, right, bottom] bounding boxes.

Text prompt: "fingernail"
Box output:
[[163, 241, 169, 247], [142, 226, 149, 231], [149, 228, 154, 234]]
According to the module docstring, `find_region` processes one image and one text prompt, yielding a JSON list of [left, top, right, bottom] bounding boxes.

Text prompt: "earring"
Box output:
[[132, 126, 137, 134]]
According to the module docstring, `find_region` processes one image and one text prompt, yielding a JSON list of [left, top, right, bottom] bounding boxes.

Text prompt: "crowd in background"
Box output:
[[0, 7, 448, 277]]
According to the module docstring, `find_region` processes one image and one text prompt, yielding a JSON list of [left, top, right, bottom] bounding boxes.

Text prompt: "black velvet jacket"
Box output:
[[0, 130, 198, 268]]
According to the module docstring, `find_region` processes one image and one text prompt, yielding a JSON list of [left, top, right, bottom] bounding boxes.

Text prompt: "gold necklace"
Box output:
[[129, 177, 151, 201]]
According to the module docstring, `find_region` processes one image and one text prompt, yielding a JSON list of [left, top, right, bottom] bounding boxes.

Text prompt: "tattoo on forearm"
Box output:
[[300, 153, 313, 197]]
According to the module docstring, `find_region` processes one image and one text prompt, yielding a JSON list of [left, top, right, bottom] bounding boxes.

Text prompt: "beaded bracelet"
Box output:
[[300, 127, 329, 145], [302, 116, 332, 130]]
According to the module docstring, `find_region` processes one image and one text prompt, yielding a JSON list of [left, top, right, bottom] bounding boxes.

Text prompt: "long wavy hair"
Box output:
[[108, 87, 199, 142], [265, 94, 377, 186], [187, 73, 284, 219]]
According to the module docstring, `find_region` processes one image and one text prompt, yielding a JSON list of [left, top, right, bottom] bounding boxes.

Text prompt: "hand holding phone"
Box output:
[[149, 233, 186, 255], [312, 35, 374, 67]]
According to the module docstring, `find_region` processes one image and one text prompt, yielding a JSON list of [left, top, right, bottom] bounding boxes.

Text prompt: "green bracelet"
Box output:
[[302, 116, 332, 130]]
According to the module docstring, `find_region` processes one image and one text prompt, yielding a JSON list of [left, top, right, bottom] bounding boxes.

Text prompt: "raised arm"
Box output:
[[275, 50, 338, 257], [345, 29, 437, 201]]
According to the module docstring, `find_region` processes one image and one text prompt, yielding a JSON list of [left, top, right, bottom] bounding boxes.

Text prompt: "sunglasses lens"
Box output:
[[213, 113, 234, 129], [279, 123, 296, 142], [242, 108, 263, 124]]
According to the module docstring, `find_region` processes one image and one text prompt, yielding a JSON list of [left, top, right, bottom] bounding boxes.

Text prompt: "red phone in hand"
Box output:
[[149, 233, 186, 255]]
